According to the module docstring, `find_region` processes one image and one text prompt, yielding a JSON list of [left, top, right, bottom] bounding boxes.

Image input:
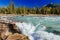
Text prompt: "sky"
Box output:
[[0, 0, 60, 8]]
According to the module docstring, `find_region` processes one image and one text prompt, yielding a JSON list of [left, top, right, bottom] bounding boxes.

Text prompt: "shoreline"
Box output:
[[0, 14, 60, 17]]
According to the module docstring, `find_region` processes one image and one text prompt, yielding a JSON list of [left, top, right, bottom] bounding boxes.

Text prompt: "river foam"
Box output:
[[15, 22, 60, 40]]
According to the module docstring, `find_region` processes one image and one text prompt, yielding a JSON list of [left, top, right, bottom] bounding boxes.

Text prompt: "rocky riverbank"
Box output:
[[0, 21, 29, 40]]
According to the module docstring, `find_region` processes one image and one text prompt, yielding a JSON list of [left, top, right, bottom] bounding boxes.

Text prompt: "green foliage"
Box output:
[[0, 4, 60, 15], [1, 0, 59, 15]]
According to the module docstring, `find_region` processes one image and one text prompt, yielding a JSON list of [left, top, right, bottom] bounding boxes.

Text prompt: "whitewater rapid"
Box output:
[[1, 16, 60, 40], [15, 22, 60, 40]]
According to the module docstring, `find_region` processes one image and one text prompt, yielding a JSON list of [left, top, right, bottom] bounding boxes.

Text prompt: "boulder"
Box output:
[[6, 33, 29, 40], [0, 22, 29, 40], [1, 32, 12, 40]]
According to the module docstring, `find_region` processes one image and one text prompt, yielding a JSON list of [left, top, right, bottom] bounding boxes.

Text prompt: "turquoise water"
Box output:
[[11, 16, 60, 40], [12, 16, 60, 32]]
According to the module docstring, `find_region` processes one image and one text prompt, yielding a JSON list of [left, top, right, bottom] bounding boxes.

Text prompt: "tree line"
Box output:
[[0, 5, 60, 15]]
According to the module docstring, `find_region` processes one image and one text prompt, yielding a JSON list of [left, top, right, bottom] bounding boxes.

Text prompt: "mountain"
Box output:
[[45, 3, 60, 8]]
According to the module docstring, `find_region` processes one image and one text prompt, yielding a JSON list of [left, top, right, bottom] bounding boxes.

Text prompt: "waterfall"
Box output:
[[1, 16, 60, 40], [15, 22, 35, 35], [15, 22, 60, 40]]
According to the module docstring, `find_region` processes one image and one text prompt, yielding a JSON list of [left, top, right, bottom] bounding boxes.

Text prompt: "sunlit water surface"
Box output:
[[9, 16, 60, 40]]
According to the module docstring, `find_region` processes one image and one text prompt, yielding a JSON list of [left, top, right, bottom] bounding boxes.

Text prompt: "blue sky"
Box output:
[[0, 0, 60, 8]]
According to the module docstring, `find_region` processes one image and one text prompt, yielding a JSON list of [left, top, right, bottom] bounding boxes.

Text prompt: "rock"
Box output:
[[0, 22, 29, 40], [0, 23, 9, 40], [8, 23, 21, 33], [1, 32, 12, 40], [52, 30, 60, 35], [6, 33, 29, 40]]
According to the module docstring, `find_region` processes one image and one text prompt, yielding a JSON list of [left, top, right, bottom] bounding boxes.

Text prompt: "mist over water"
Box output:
[[12, 16, 60, 40]]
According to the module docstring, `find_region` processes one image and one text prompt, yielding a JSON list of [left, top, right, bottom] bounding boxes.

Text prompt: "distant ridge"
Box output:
[[45, 3, 60, 8]]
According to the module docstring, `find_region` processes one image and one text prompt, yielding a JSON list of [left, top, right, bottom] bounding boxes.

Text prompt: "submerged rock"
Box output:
[[52, 30, 60, 35]]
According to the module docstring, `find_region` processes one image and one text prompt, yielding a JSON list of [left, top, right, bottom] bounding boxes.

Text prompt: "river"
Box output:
[[8, 16, 60, 40]]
